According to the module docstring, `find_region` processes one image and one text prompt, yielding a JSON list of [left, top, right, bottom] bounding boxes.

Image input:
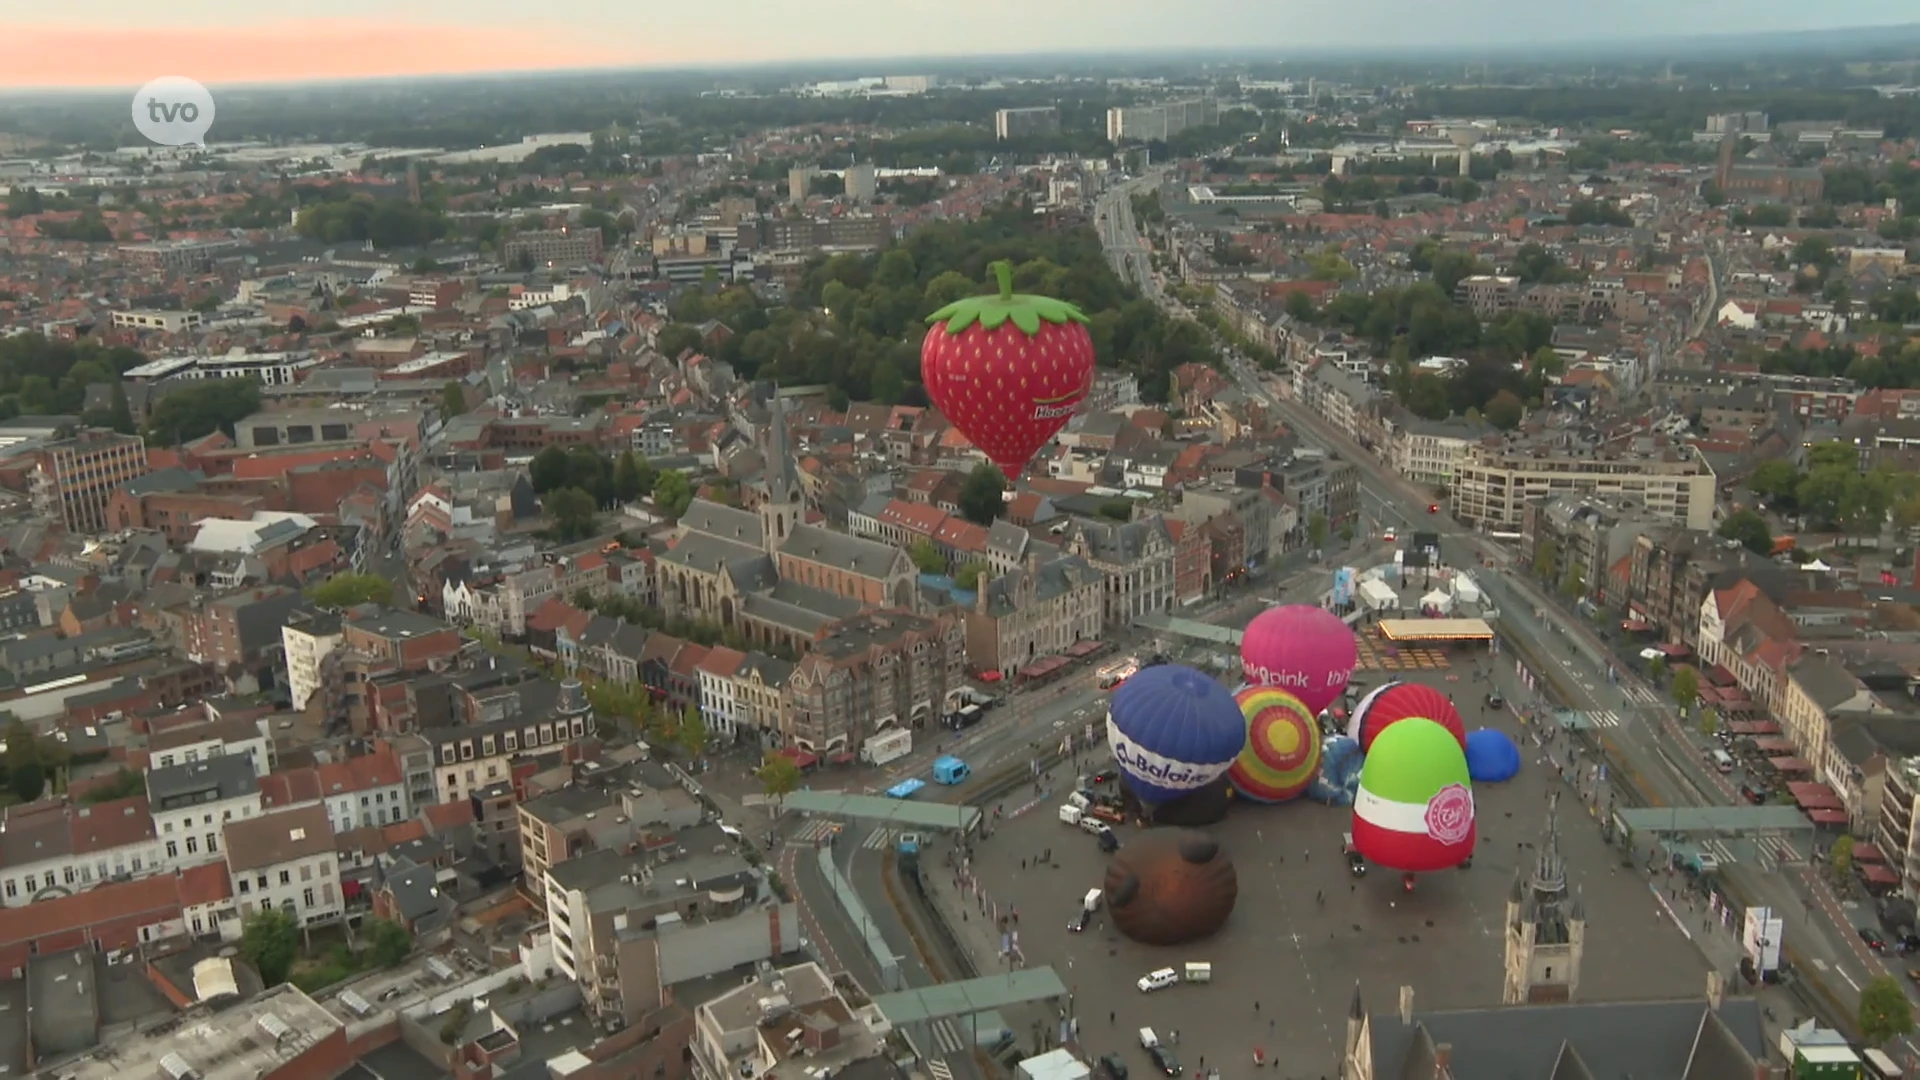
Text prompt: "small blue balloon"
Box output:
[[1465, 728, 1522, 783], [1307, 736, 1365, 806]]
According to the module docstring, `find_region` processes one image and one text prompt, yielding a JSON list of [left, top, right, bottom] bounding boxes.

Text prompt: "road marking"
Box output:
[[931, 1020, 968, 1054], [930, 1056, 957, 1080], [862, 827, 896, 850], [1840, 968, 1862, 992]]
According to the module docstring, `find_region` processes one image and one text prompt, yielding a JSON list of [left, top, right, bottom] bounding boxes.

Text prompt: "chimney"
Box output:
[[1705, 969, 1723, 1011], [1433, 1044, 1452, 1078], [1397, 985, 1413, 1025]]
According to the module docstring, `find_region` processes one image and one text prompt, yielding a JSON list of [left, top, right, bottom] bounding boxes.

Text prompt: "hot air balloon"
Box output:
[[1348, 681, 1466, 753], [921, 261, 1096, 481], [1465, 728, 1522, 783], [1104, 830, 1239, 946], [1240, 605, 1357, 715], [1228, 686, 1321, 803], [1107, 664, 1247, 804], [1307, 735, 1365, 806], [1352, 717, 1476, 874]]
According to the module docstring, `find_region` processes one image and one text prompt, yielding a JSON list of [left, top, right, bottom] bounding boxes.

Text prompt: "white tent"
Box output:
[[1359, 578, 1399, 611], [1452, 575, 1482, 604], [1802, 559, 1831, 572], [1420, 589, 1454, 613]]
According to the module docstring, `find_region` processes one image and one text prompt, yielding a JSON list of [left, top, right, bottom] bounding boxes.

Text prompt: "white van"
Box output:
[[1136, 968, 1179, 993], [1059, 805, 1085, 826], [1083, 888, 1103, 913], [1711, 749, 1735, 774], [1079, 815, 1112, 837], [1182, 962, 1212, 983]]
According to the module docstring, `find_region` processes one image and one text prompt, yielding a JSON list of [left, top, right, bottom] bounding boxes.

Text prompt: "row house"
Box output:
[[444, 551, 622, 637], [1624, 528, 1712, 646], [696, 646, 748, 742], [257, 747, 411, 835], [783, 611, 967, 755], [1165, 519, 1212, 606], [1057, 515, 1175, 629], [429, 678, 595, 803], [1775, 656, 1888, 830], [845, 496, 991, 571], [224, 803, 343, 927], [1384, 412, 1484, 488], [1696, 582, 1800, 717], [561, 614, 653, 684], [0, 795, 160, 908], [963, 554, 1105, 680], [144, 714, 273, 777], [148, 755, 263, 868]]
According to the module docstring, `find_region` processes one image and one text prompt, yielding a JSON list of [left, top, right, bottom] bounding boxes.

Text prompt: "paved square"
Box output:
[[969, 665, 1711, 1072]]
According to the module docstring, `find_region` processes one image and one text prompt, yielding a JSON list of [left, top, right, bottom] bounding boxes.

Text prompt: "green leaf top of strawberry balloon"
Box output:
[[926, 259, 1091, 337]]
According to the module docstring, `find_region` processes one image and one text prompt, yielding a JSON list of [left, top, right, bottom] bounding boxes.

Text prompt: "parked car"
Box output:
[[1100, 1055, 1129, 1080], [1148, 1045, 1181, 1077], [1485, 693, 1505, 710], [1861, 927, 1887, 952], [1343, 832, 1367, 878], [1136, 968, 1179, 993]]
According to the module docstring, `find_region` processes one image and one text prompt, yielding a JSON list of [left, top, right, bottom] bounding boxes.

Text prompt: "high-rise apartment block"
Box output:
[[996, 106, 1062, 140], [29, 428, 148, 534], [1106, 98, 1219, 143]]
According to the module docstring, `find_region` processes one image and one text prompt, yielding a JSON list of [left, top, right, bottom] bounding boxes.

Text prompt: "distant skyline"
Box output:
[[4, 1, 1919, 88]]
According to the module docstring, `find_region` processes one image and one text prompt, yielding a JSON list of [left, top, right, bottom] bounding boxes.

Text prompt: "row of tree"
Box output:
[[1746, 444, 1920, 533]]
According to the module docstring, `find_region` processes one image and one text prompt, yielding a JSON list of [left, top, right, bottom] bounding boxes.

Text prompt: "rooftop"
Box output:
[[57, 984, 343, 1080]]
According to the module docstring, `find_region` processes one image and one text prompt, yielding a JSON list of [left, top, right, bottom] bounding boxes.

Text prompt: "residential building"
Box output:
[[0, 795, 159, 908], [547, 843, 791, 1025], [783, 610, 967, 754], [281, 608, 343, 712], [1522, 495, 1664, 609], [146, 714, 273, 777], [517, 768, 701, 899], [25, 428, 149, 534], [427, 677, 593, 803], [1057, 515, 1175, 628], [964, 553, 1105, 679], [224, 803, 341, 926], [996, 106, 1061, 139], [147, 755, 262, 866], [1386, 414, 1484, 487], [1452, 436, 1715, 533], [1169, 484, 1272, 566], [732, 651, 793, 747], [691, 961, 883, 1080], [1879, 756, 1920, 892], [697, 646, 748, 742], [258, 747, 410, 835], [444, 551, 620, 637], [1696, 581, 1799, 716], [503, 228, 604, 266], [1105, 98, 1218, 142], [57, 984, 351, 1080], [1624, 528, 1709, 645]]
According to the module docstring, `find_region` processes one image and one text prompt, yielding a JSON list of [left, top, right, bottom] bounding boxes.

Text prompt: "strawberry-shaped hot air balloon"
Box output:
[[922, 260, 1096, 480]]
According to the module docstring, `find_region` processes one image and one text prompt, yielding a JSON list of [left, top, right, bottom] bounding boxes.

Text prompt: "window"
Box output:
[[185, 836, 198, 854], [300, 864, 312, 882], [63, 866, 76, 885], [165, 841, 178, 859], [238, 878, 250, 894], [163, 820, 174, 834], [504, 733, 518, 752], [303, 887, 315, 908], [279, 869, 292, 885], [22, 878, 34, 894], [3, 880, 14, 899], [207, 834, 219, 854], [458, 742, 474, 761], [445, 772, 457, 790], [440, 745, 455, 765]]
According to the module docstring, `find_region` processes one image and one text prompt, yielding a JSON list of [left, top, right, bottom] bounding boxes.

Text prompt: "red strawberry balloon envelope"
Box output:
[[921, 261, 1097, 481]]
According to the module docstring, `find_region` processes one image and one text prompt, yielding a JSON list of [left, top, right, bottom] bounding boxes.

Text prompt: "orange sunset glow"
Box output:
[[0, 20, 652, 88]]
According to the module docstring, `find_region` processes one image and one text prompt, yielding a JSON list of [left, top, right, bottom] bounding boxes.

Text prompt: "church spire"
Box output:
[[765, 392, 799, 500], [1531, 790, 1567, 899]]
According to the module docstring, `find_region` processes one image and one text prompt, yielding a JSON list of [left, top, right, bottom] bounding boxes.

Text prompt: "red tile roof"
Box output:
[[259, 768, 323, 808], [419, 803, 470, 832], [70, 796, 156, 854], [176, 861, 233, 908], [0, 873, 182, 948]]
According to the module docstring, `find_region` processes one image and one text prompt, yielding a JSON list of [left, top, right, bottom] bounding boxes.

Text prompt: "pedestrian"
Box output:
[[1253, 1000, 1260, 1013], [1110, 1011, 1116, 1024]]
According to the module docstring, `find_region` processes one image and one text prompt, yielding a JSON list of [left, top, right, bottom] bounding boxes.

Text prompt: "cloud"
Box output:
[[0, 20, 647, 88]]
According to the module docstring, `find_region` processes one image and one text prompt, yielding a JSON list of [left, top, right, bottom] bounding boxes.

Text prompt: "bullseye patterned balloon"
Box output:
[[1228, 686, 1322, 804]]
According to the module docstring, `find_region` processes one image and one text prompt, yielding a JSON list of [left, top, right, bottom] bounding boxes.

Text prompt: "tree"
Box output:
[[1307, 512, 1329, 550], [545, 487, 599, 542], [1647, 657, 1668, 684], [440, 381, 468, 418], [8, 758, 43, 804], [652, 469, 693, 519], [1532, 539, 1559, 582], [1716, 509, 1773, 556], [677, 708, 709, 758], [529, 446, 569, 493], [955, 560, 989, 591], [1559, 566, 1586, 599], [1284, 290, 1317, 322], [107, 380, 135, 434], [1484, 389, 1526, 430], [364, 917, 413, 967], [306, 572, 394, 609], [957, 463, 1007, 525], [1829, 834, 1856, 882], [1860, 974, 1915, 1046], [145, 377, 260, 445], [240, 908, 299, 986], [908, 537, 947, 575], [612, 450, 646, 503], [1670, 666, 1700, 716], [1748, 459, 1801, 508], [755, 754, 803, 800]]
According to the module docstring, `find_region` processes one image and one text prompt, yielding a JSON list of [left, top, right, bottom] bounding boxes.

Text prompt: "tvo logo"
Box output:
[[132, 76, 215, 147]]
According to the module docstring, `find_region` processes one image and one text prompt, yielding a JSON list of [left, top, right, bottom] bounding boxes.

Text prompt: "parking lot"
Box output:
[[969, 665, 1712, 1072]]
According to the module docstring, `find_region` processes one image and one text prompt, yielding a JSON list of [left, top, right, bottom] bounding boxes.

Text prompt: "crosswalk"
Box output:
[[1587, 711, 1625, 729], [929, 1057, 956, 1080], [929, 1019, 968, 1054], [862, 827, 899, 850], [792, 819, 843, 844], [1623, 685, 1663, 707], [1757, 836, 1800, 863]]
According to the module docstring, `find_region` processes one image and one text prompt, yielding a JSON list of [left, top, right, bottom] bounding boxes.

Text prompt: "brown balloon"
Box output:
[[1102, 829, 1239, 947]]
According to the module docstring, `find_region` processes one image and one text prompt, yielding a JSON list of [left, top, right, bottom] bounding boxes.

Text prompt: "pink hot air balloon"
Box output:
[[1240, 604, 1357, 715]]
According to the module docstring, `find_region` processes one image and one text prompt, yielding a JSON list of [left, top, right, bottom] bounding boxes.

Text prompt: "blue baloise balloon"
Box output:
[[1465, 728, 1522, 783], [1106, 664, 1247, 804], [1307, 736, 1365, 806]]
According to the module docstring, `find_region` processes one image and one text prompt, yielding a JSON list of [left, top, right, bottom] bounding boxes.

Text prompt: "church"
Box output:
[[1341, 794, 1772, 1080], [655, 399, 917, 655]]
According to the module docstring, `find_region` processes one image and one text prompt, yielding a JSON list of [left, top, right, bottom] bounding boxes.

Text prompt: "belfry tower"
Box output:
[[1503, 790, 1586, 1004]]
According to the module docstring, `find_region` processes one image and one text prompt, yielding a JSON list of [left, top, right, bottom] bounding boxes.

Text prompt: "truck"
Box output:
[[860, 728, 912, 766]]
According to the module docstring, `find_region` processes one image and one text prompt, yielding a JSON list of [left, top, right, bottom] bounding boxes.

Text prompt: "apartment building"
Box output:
[[282, 608, 343, 711], [26, 428, 149, 534], [1624, 528, 1711, 645], [503, 228, 604, 267], [1879, 757, 1920, 893], [1452, 436, 1716, 532], [147, 755, 262, 866], [223, 803, 342, 926], [444, 552, 619, 637], [996, 106, 1062, 139], [783, 611, 967, 754], [1522, 494, 1668, 609], [428, 678, 594, 803], [964, 554, 1105, 680], [1105, 98, 1218, 142], [1454, 275, 1522, 319], [258, 747, 411, 835], [1387, 414, 1485, 487], [0, 795, 160, 908], [691, 962, 882, 1080], [146, 714, 273, 778]]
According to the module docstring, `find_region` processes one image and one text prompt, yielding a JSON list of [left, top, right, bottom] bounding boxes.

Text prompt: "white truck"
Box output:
[[860, 728, 912, 766]]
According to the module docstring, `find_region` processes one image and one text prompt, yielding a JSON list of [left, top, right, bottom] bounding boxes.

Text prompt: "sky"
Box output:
[[3, 0, 1917, 88]]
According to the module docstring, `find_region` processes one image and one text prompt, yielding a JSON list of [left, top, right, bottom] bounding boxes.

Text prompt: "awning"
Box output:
[[781, 747, 819, 769], [828, 751, 855, 766], [1065, 640, 1107, 658], [1854, 843, 1887, 864], [1708, 665, 1738, 687], [1729, 720, 1779, 735], [1864, 864, 1901, 885], [1659, 643, 1692, 658], [1752, 737, 1795, 753], [1768, 756, 1812, 773], [1789, 782, 1844, 811], [1807, 808, 1851, 827], [1621, 620, 1651, 632]]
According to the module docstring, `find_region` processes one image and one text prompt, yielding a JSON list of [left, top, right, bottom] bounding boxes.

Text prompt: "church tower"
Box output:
[[757, 396, 803, 551], [1503, 790, 1585, 1004]]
